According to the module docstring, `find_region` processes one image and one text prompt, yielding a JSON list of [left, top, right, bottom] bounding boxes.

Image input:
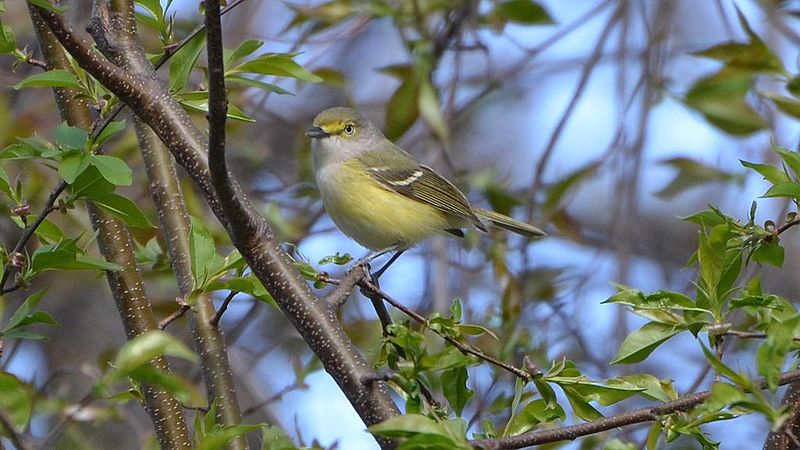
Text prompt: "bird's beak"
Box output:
[[306, 126, 329, 139]]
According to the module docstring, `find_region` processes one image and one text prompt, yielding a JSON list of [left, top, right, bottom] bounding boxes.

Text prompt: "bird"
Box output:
[[306, 106, 545, 264]]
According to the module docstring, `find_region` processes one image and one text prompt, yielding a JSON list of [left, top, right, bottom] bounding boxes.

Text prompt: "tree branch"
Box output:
[[473, 369, 800, 450], [32, 3, 401, 445], [358, 279, 534, 380], [27, 5, 192, 448], [89, 1, 247, 446]]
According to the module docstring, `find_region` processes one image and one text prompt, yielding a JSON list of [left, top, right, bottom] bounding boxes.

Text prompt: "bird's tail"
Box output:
[[472, 207, 546, 239]]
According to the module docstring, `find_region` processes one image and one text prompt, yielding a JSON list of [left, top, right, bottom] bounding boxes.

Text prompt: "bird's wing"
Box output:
[[362, 155, 487, 231]]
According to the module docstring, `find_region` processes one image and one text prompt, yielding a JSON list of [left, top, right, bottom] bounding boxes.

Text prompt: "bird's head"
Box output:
[[306, 107, 383, 162]]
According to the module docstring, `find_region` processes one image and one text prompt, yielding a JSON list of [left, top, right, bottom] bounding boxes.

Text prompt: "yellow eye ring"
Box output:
[[344, 123, 355, 135]]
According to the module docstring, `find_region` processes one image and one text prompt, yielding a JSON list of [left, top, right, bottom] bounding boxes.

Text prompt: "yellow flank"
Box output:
[[319, 159, 462, 250]]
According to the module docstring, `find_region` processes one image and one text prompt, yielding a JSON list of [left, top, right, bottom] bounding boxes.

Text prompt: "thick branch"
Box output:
[[27, 6, 192, 449], [88, 1, 247, 444], [33, 4, 401, 443], [473, 369, 800, 450]]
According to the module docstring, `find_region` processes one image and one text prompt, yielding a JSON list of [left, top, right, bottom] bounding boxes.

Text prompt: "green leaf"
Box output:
[[493, 0, 554, 25], [204, 276, 277, 308], [91, 155, 132, 186], [169, 30, 206, 92], [177, 92, 256, 122], [752, 241, 784, 267], [698, 382, 748, 414], [59, 152, 92, 184], [442, 367, 472, 416], [369, 414, 446, 438], [189, 219, 221, 288], [227, 39, 264, 64], [135, 0, 164, 22], [54, 122, 88, 149], [684, 68, 766, 135], [92, 120, 127, 148], [757, 314, 800, 391], [562, 386, 603, 421], [418, 78, 449, 145], [692, 42, 783, 73], [697, 224, 739, 306], [505, 399, 564, 436], [701, 343, 750, 387], [226, 76, 294, 95], [385, 76, 419, 140], [233, 53, 322, 83], [69, 165, 115, 199], [762, 182, 800, 199], [198, 424, 262, 450], [681, 207, 728, 226], [740, 160, 791, 185], [0, 372, 32, 432], [13, 69, 81, 90], [611, 322, 683, 364], [0, 165, 11, 197], [2, 289, 56, 339], [128, 365, 205, 407], [261, 425, 296, 450], [0, 20, 16, 54], [764, 93, 800, 120], [111, 330, 198, 376], [616, 374, 675, 402], [30, 241, 122, 274], [774, 147, 800, 180], [542, 161, 599, 214], [655, 157, 741, 199], [26, 0, 68, 13], [88, 193, 154, 228]]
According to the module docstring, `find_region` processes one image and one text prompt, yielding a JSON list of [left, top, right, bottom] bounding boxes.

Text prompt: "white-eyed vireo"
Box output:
[[306, 107, 546, 252]]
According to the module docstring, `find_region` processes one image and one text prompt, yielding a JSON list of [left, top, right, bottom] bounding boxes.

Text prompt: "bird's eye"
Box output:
[[344, 123, 355, 135]]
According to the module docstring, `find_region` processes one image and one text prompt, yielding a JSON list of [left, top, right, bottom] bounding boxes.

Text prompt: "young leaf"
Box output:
[[261, 425, 296, 450], [492, 0, 554, 25], [1, 289, 56, 339], [442, 367, 472, 416], [385, 75, 419, 140], [756, 314, 800, 391], [233, 53, 323, 83], [0, 372, 33, 432], [30, 241, 122, 274], [197, 424, 263, 450], [369, 414, 446, 438], [774, 147, 800, 180], [111, 330, 199, 376], [418, 78, 449, 145], [92, 120, 127, 149], [0, 20, 16, 54], [87, 193, 154, 229], [169, 31, 206, 92], [505, 399, 565, 436], [740, 160, 791, 185], [611, 322, 683, 364], [13, 69, 82, 90], [54, 122, 89, 150], [59, 152, 92, 184], [91, 155, 133, 186]]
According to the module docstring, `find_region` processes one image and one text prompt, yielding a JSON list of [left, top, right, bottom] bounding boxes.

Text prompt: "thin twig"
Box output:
[[0, 181, 67, 294], [210, 291, 238, 327], [472, 369, 800, 450], [358, 279, 533, 380], [158, 303, 189, 330], [42, 392, 94, 449], [242, 381, 308, 417]]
